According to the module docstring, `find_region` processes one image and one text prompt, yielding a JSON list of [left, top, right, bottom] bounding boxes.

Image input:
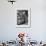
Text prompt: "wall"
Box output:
[[0, 0, 46, 42]]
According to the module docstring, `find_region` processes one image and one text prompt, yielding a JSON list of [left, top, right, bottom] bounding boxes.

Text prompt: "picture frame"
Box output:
[[16, 8, 31, 28]]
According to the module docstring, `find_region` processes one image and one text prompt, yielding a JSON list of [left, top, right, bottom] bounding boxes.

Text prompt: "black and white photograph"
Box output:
[[16, 8, 31, 28], [17, 10, 28, 25]]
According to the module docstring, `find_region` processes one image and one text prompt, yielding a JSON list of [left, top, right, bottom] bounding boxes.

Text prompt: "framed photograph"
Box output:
[[16, 8, 31, 28]]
